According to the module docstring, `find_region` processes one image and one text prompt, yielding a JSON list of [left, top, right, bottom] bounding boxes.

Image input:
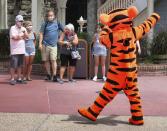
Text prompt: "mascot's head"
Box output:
[[100, 6, 138, 30]]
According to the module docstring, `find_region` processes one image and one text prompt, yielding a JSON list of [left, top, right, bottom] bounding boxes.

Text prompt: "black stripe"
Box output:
[[111, 45, 117, 49], [94, 101, 103, 108], [122, 21, 133, 25], [106, 78, 119, 85], [118, 58, 136, 63], [108, 8, 126, 14], [109, 33, 113, 44], [133, 88, 139, 92], [126, 85, 136, 90], [111, 15, 129, 23], [112, 88, 122, 92], [102, 28, 109, 33], [108, 68, 118, 75], [130, 93, 138, 97], [110, 53, 119, 57], [133, 78, 137, 82], [99, 93, 110, 102], [142, 26, 146, 36], [148, 22, 152, 29], [88, 107, 98, 117], [118, 48, 135, 54], [110, 62, 119, 66], [117, 39, 124, 43], [151, 14, 159, 21], [143, 23, 147, 28], [103, 87, 114, 94], [132, 116, 143, 121], [109, 23, 119, 29], [131, 109, 140, 113], [116, 67, 136, 72], [130, 101, 140, 105], [123, 38, 132, 46], [147, 19, 153, 24], [127, 77, 133, 82], [132, 28, 137, 39]]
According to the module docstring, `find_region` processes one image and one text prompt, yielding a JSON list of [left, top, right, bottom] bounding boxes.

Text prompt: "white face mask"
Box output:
[[16, 21, 23, 28], [48, 16, 55, 22], [27, 26, 33, 31]]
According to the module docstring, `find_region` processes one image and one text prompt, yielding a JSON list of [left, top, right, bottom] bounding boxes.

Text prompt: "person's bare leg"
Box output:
[[17, 67, 22, 80], [10, 68, 15, 80], [51, 60, 57, 76], [94, 56, 99, 76], [45, 61, 51, 75], [27, 55, 35, 80], [60, 67, 66, 80], [100, 56, 106, 78], [93, 56, 99, 81], [23, 56, 29, 80], [69, 66, 75, 80]]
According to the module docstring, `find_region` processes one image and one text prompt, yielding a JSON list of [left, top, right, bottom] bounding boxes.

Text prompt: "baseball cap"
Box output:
[[15, 15, 24, 22]]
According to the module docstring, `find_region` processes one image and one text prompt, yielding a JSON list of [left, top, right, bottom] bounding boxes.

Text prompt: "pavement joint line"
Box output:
[[46, 85, 51, 114], [33, 114, 51, 131]]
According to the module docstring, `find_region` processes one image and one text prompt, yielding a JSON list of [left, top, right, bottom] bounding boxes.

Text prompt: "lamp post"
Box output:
[[77, 16, 87, 32]]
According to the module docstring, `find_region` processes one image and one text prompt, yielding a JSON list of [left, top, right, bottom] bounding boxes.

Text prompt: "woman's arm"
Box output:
[[72, 34, 79, 45], [33, 32, 37, 46], [59, 32, 66, 45]]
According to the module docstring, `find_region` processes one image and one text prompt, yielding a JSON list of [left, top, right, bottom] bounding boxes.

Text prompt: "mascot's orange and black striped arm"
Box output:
[[78, 6, 160, 125]]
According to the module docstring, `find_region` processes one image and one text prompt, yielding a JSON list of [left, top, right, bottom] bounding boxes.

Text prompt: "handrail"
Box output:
[[97, 0, 136, 16]]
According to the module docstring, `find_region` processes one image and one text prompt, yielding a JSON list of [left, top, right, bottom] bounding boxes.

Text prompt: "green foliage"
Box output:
[[0, 29, 10, 59], [33, 37, 42, 64], [151, 30, 167, 55], [77, 32, 90, 42]]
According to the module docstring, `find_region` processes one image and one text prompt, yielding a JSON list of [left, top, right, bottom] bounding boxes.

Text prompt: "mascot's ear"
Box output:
[[100, 14, 110, 25], [128, 6, 138, 19]]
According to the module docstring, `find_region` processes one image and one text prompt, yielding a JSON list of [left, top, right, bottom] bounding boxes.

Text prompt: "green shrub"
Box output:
[[151, 30, 167, 55]]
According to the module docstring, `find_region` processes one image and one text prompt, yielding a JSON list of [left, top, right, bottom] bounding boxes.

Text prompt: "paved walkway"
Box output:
[[0, 74, 167, 130], [0, 113, 167, 131]]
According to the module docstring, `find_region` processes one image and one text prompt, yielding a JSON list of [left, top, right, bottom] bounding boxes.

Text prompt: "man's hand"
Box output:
[[39, 43, 43, 51]]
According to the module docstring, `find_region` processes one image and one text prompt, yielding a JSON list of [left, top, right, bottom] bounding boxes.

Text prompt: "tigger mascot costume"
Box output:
[[78, 6, 160, 125]]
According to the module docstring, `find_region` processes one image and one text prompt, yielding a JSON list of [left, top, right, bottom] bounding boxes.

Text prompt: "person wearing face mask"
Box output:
[[58, 23, 79, 84], [39, 10, 64, 82], [23, 21, 36, 81], [9, 15, 29, 85]]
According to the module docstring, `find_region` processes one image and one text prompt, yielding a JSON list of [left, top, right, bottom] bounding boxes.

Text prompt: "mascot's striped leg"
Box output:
[[124, 75, 144, 125], [78, 81, 121, 121]]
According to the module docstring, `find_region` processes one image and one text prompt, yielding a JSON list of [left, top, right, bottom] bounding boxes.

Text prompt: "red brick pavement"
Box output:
[[0, 74, 167, 116]]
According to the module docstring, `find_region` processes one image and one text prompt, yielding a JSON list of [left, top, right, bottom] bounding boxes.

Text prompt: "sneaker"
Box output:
[[10, 80, 16, 85], [93, 76, 97, 82], [58, 79, 64, 84], [103, 76, 107, 81], [69, 79, 76, 83], [16, 79, 27, 84], [53, 75, 58, 82], [45, 74, 51, 81]]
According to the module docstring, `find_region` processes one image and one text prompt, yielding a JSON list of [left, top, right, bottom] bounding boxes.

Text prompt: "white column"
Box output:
[[56, 0, 67, 26], [32, 0, 44, 33], [147, 0, 154, 43], [0, 0, 8, 29]]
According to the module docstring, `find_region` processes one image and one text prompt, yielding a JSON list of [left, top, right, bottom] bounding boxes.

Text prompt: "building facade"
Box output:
[[0, 0, 166, 35]]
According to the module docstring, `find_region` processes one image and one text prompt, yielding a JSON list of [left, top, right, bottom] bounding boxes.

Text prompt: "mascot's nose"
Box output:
[[100, 14, 110, 25]]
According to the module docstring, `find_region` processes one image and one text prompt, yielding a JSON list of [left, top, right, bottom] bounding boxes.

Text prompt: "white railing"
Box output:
[[98, 0, 136, 16]]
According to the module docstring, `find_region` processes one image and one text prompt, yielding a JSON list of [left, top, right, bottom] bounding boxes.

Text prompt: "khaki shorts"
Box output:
[[42, 45, 57, 61]]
